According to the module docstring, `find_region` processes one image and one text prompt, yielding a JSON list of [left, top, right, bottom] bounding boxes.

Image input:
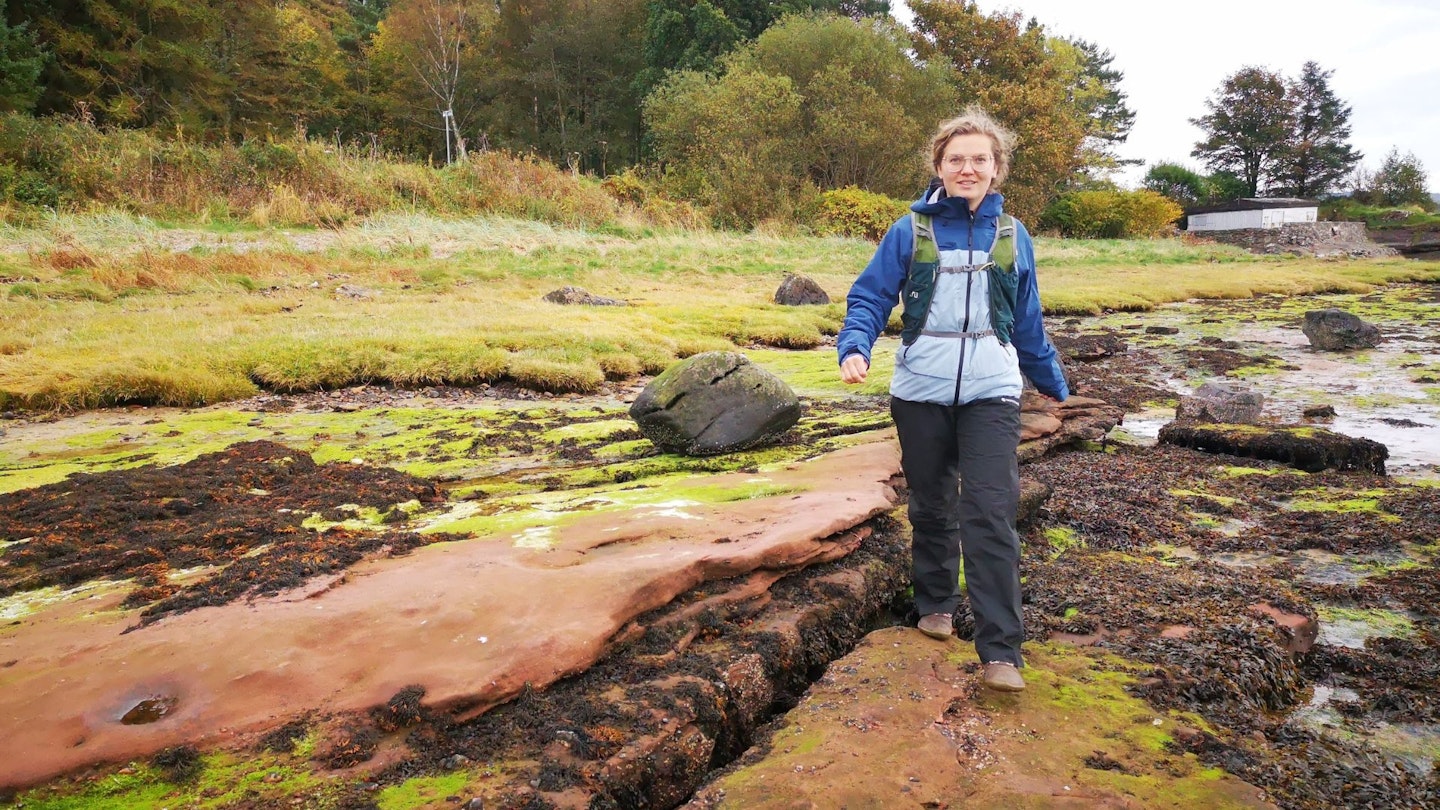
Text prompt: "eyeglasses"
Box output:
[[942, 154, 992, 171]]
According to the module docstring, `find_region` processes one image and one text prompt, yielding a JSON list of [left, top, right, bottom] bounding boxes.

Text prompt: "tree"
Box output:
[[1190, 66, 1292, 196], [13, 0, 227, 127], [1272, 61, 1361, 197], [213, 2, 352, 139], [1368, 148, 1432, 209], [909, 0, 1088, 222], [1142, 162, 1207, 208], [638, 0, 889, 96], [1205, 171, 1249, 203], [645, 13, 950, 223], [488, 0, 648, 172], [371, 0, 498, 159], [731, 13, 953, 195], [0, 0, 45, 113], [1051, 37, 1136, 182], [646, 65, 806, 225]]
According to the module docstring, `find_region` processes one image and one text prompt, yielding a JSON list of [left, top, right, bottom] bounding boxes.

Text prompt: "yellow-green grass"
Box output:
[[3, 215, 1437, 412]]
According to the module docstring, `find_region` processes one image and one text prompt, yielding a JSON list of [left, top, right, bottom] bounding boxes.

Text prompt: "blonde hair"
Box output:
[[930, 106, 1016, 188]]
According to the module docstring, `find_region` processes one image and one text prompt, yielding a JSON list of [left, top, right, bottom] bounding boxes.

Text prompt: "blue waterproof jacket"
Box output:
[[836, 189, 1069, 405]]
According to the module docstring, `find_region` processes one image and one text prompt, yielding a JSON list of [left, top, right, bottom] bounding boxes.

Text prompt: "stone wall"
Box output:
[[1197, 222, 1397, 258]]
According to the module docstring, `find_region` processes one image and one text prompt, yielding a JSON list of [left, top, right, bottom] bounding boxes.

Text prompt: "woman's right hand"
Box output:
[[840, 354, 869, 384]]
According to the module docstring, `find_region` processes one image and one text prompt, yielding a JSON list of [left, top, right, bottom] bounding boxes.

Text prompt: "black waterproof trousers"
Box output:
[[891, 395, 1025, 667]]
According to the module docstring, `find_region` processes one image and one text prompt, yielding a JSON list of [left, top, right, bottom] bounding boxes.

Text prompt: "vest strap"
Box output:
[[918, 328, 997, 339]]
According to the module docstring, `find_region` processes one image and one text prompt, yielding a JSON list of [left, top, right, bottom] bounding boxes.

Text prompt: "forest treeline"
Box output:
[[0, 0, 1142, 226], [2, 0, 1425, 232]]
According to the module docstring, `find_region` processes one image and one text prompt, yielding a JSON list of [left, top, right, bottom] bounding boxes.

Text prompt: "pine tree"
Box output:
[[1190, 66, 1292, 196], [1273, 61, 1361, 197], [0, 0, 45, 113], [1051, 37, 1137, 183]]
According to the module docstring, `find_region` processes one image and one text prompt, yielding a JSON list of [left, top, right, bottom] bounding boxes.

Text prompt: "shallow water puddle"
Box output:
[[1099, 287, 1440, 474], [1157, 545, 1423, 587], [1295, 685, 1440, 776]]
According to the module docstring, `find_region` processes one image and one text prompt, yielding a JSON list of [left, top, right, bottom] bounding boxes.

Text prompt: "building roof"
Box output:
[[1185, 197, 1319, 216]]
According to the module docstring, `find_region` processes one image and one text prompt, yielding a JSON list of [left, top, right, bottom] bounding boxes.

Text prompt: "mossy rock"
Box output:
[[629, 351, 801, 456], [1157, 422, 1387, 474]]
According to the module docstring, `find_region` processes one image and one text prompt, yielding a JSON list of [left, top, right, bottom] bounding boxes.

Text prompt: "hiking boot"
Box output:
[[982, 661, 1026, 692], [916, 613, 954, 640]]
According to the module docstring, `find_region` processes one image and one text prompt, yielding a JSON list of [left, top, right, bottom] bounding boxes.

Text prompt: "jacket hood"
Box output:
[[910, 184, 1005, 219]]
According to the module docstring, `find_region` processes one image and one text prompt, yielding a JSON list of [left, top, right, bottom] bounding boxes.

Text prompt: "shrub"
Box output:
[[1040, 189, 1183, 239], [1117, 190, 1183, 238], [601, 167, 650, 206], [812, 186, 910, 242]]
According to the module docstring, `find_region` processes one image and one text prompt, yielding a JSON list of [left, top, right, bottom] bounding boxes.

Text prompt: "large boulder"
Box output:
[[1176, 380, 1265, 424], [773, 274, 830, 306], [630, 352, 801, 455], [1302, 309, 1382, 350]]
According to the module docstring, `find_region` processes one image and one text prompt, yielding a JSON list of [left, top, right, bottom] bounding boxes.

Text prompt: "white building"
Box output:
[[1185, 198, 1318, 232]]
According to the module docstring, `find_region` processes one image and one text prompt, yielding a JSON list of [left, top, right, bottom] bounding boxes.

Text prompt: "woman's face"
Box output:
[[937, 132, 997, 210]]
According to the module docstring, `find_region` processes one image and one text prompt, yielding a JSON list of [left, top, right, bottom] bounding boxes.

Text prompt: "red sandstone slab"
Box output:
[[0, 434, 902, 789]]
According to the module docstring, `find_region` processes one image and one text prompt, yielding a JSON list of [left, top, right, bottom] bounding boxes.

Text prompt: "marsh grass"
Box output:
[[2, 214, 1437, 411]]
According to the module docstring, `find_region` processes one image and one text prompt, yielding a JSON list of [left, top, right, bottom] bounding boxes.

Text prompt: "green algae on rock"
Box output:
[[1158, 422, 1388, 474]]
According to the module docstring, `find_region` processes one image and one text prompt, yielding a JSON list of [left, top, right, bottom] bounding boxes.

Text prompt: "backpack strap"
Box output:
[[989, 214, 1016, 272], [911, 212, 938, 267]]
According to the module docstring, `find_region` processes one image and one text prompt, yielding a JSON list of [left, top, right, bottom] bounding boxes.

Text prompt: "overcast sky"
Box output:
[[894, 0, 1440, 191]]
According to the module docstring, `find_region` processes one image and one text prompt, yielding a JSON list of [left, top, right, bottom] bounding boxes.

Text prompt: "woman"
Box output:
[[836, 107, 1068, 693]]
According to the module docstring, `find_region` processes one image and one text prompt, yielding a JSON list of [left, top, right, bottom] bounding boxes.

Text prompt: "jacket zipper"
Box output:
[[953, 213, 975, 406]]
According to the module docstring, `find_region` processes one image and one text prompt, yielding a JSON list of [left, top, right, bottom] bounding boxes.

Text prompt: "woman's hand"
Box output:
[[840, 354, 870, 384]]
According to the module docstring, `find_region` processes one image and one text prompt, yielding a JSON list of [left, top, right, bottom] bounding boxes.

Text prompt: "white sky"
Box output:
[[893, 0, 1440, 190]]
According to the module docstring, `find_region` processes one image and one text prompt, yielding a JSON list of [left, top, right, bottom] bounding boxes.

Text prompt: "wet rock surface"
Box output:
[[0, 433, 904, 791], [2, 282, 1438, 809], [0, 440, 447, 626], [687, 631, 1278, 809]]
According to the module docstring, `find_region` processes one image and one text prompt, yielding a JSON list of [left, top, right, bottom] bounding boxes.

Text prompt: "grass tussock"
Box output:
[[2, 212, 1438, 412], [0, 114, 700, 232]]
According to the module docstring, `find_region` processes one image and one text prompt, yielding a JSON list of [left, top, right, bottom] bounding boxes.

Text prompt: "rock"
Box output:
[[1020, 412, 1063, 441], [1175, 380, 1264, 424], [1248, 602, 1320, 654], [773, 274, 830, 306], [1303, 404, 1336, 418], [542, 286, 626, 306], [1016, 393, 1125, 463], [1302, 309, 1382, 351], [334, 284, 376, 299], [1017, 477, 1051, 527], [629, 352, 801, 455], [1145, 326, 1180, 335], [1156, 422, 1387, 474], [1050, 332, 1126, 362]]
